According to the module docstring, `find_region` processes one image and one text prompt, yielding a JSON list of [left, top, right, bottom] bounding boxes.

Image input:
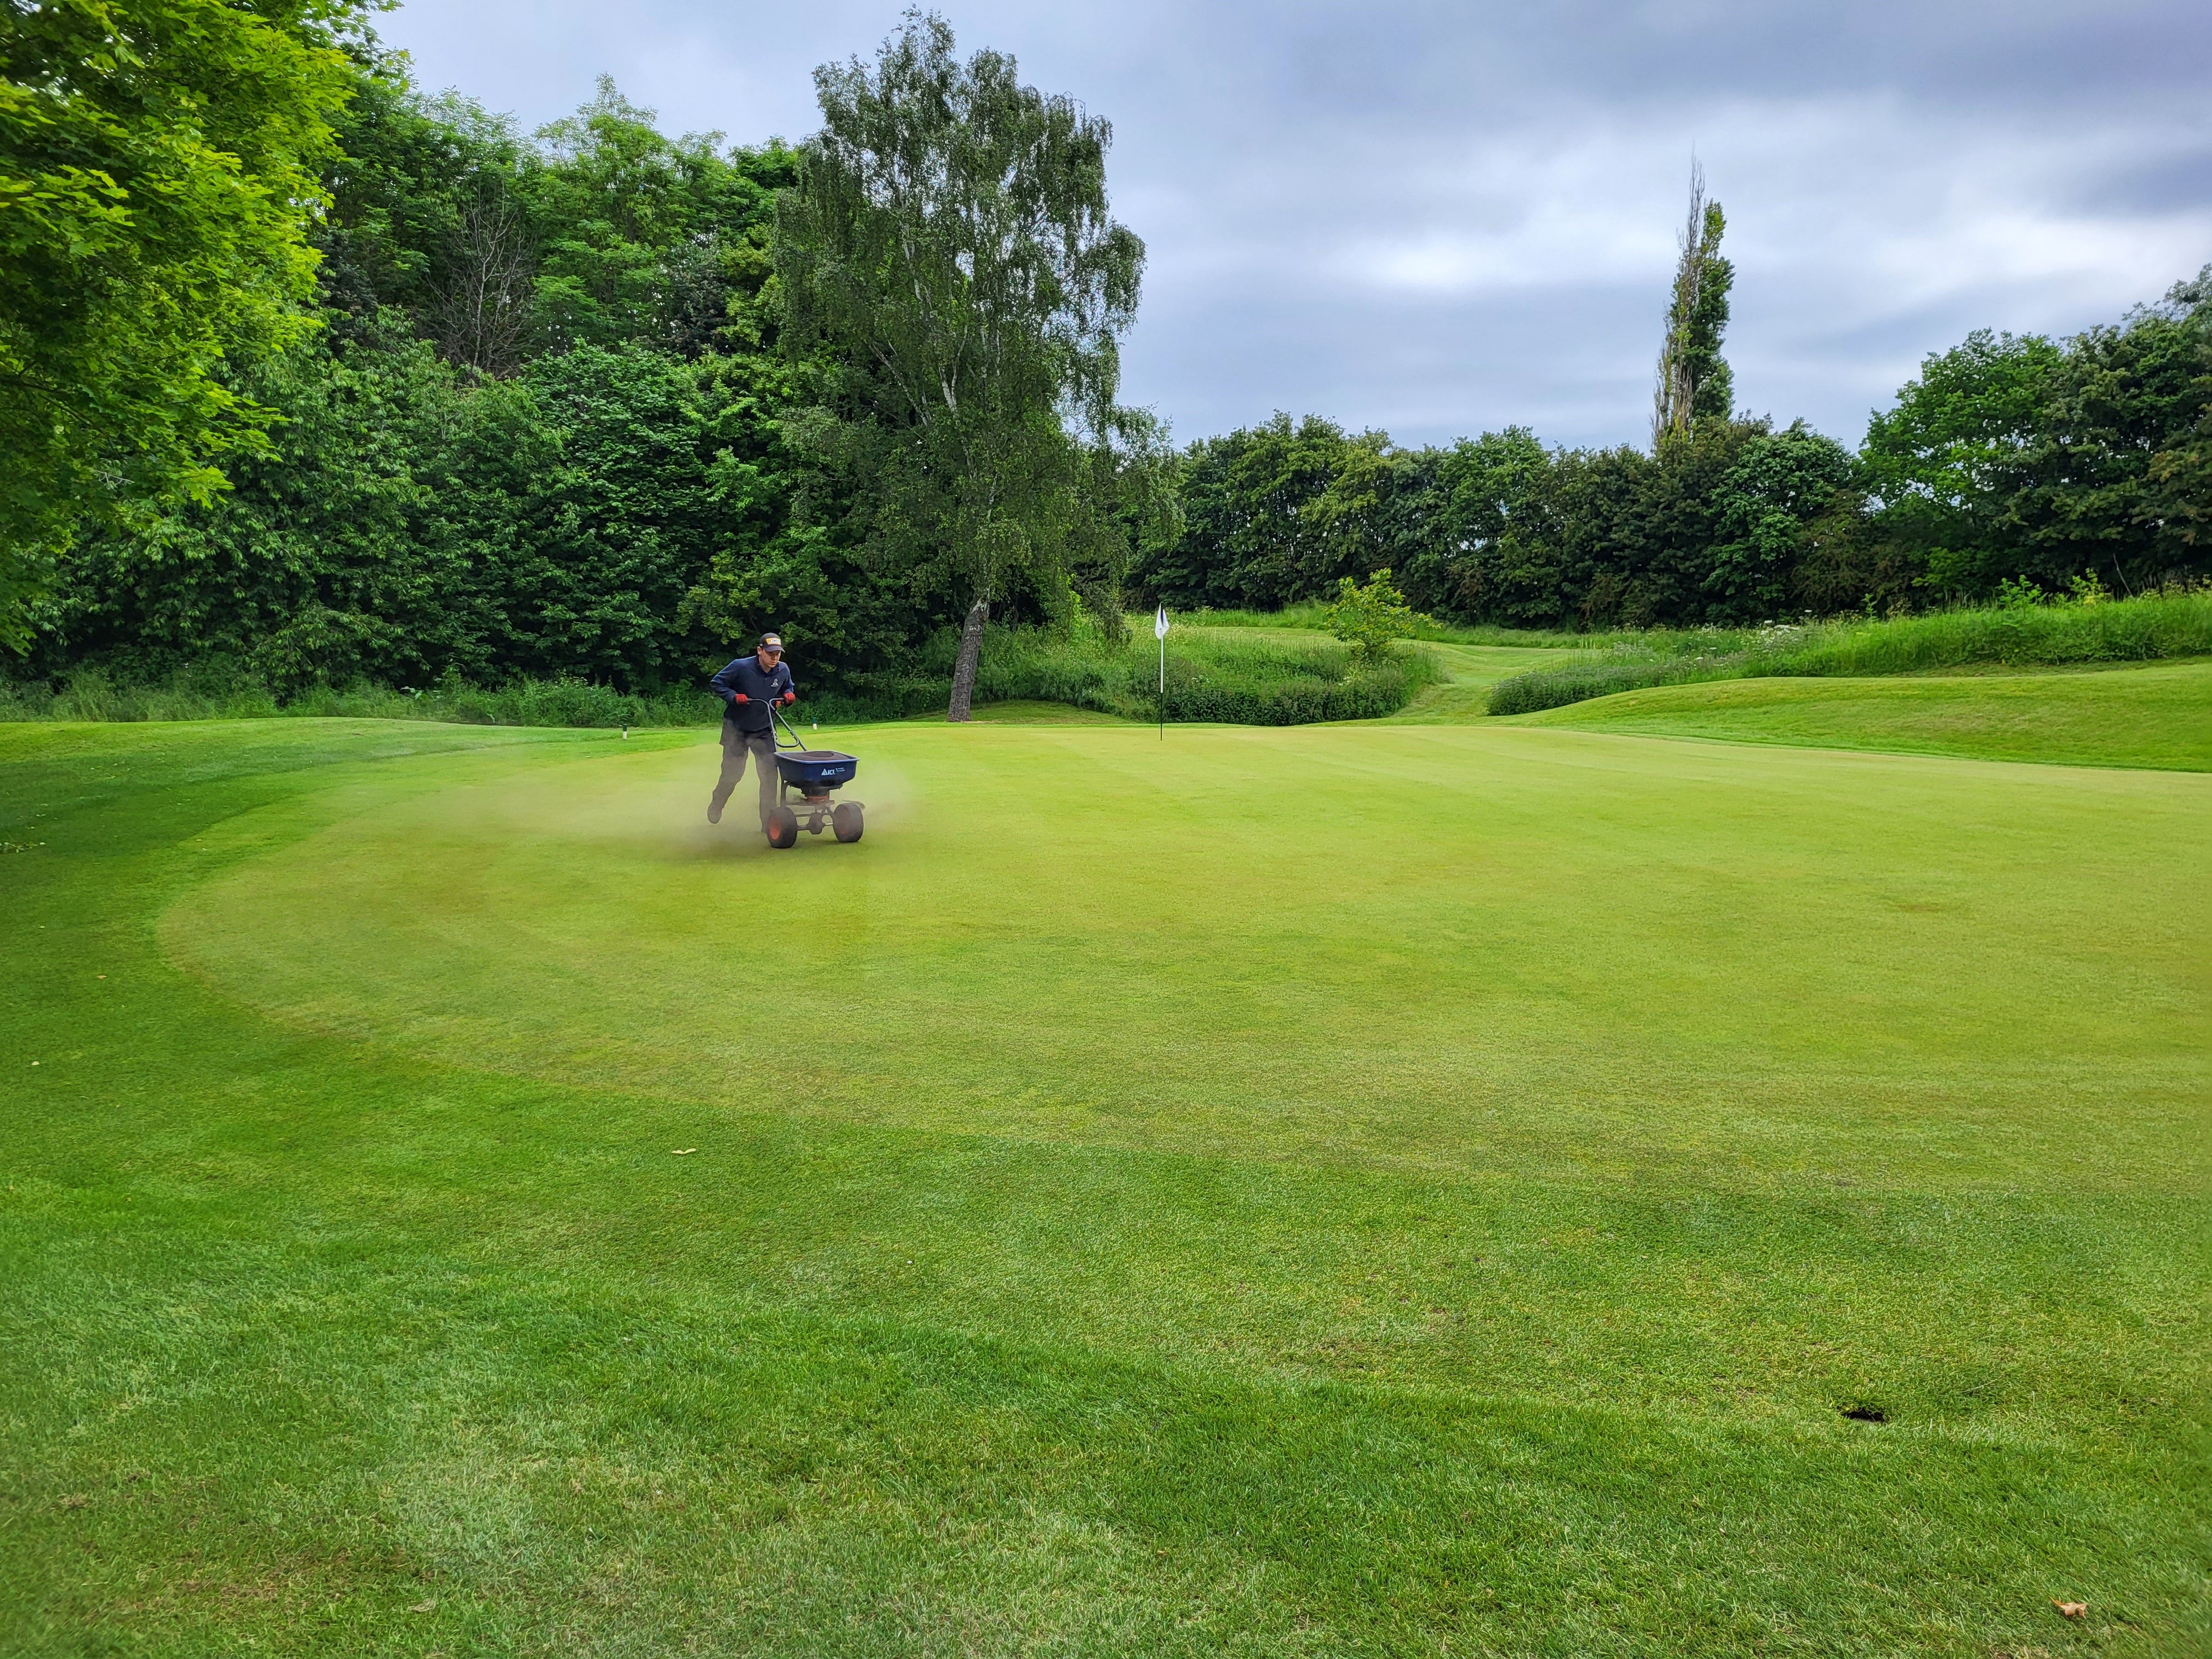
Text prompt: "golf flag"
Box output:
[[1155, 606, 1168, 737]]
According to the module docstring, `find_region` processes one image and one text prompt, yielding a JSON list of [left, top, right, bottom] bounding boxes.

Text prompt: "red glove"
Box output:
[[731, 692, 749, 703], [781, 691, 796, 705]]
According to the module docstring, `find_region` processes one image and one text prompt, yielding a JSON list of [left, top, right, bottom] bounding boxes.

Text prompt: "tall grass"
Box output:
[[0, 667, 724, 729], [1748, 597, 2212, 676], [2, 628, 1444, 731], [1178, 604, 1710, 652], [839, 626, 1441, 723], [1486, 593, 2212, 716], [663, 627, 1444, 724], [964, 627, 1441, 723]]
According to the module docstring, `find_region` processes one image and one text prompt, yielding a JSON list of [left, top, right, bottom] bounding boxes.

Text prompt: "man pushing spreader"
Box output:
[[707, 633, 796, 828]]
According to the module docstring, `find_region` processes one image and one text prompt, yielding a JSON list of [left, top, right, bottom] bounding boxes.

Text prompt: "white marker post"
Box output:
[[1155, 605, 1170, 739]]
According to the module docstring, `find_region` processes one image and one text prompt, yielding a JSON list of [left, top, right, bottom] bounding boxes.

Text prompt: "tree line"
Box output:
[[5, 3, 2205, 707], [6, 7, 1162, 711], [1140, 258, 2210, 629]]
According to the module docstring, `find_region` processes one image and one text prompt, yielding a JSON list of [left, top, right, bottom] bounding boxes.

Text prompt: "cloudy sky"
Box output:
[[375, 0, 2211, 451]]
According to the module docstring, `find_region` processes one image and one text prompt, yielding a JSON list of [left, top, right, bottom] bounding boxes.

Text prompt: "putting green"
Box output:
[[6, 714, 2208, 1656], [164, 722, 2202, 1192]]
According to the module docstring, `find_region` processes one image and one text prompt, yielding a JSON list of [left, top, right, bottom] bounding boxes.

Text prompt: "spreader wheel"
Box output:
[[765, 805, 799, 849], [832, 802, 864, 843]]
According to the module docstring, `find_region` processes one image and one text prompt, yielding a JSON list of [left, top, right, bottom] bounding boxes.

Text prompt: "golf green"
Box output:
[[3, 712, 2205, 1656]]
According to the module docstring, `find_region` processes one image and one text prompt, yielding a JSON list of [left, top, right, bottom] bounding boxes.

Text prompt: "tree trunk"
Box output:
[[946, 594, 989, 721]]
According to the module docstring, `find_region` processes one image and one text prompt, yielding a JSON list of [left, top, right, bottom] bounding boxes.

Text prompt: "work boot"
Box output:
[[706, 796, 723, 825]]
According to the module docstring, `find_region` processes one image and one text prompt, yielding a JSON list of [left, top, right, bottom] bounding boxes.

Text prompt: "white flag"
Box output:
[[1154, 605, 1169, 640]]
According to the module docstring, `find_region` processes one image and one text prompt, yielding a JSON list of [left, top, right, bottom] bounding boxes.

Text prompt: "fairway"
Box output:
[[4, 715, 2207, 1656]]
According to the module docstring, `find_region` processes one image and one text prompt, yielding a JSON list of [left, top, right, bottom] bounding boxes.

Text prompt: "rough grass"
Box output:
[[1178, 602, 1720, 652], [3, 714, 2205, 1655], [1, 627, 1443, 731], [1487, 593, 2212, 714], [954, 625, 1444, 723], [0, 665, 724, 728]]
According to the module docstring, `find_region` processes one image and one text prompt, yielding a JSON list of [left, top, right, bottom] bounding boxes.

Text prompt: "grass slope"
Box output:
[[3, 718, 2206, 1656], [1385, 641, 1594, 721], [1488, 595, 2212, 716], [1512, 661, 2212, 771]]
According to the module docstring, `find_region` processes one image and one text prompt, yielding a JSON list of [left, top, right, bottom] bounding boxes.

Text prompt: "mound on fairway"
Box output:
[[3, 716, 2205, 1657], [1510, 659, 2212, 771]]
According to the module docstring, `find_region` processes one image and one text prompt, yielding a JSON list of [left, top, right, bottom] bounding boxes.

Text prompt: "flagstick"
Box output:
[[1155, 605, 1168, 740]]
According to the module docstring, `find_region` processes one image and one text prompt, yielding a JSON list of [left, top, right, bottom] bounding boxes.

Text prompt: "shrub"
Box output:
[[1325, 569, 1422, 660]]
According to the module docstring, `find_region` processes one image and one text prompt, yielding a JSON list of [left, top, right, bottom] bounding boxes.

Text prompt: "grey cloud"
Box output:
[[377, 0, 2212, 449], [2070, 149, 2212, 218]]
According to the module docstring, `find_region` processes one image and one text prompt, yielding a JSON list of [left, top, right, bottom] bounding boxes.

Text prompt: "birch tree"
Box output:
[[775, 12, 1145, 719]]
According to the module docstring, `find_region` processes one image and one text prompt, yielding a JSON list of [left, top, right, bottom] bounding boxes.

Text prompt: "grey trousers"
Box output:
[[712, 724, 777, 825]]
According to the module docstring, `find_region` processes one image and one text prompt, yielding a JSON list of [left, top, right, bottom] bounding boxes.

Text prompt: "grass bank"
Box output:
[[1488, 593, 2212, 714], [1513, 658, 2212, 770]]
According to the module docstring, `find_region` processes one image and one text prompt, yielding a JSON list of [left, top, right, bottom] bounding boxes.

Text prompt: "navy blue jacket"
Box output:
[[711, 655, 795, 733]]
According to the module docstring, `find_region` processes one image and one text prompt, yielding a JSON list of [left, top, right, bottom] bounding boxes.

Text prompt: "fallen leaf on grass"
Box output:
[[2053, 1600, 2086, 1619], [672, 1148, 697, 1155], [411, 1599, 437, 1613]]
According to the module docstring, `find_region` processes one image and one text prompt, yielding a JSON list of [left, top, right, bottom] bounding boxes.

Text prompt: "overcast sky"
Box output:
[[375, 0, 2210, 451]]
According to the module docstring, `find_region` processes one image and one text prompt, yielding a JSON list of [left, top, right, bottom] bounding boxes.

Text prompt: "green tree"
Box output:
[[312, 48, 528, 359], [1325, 568, 1420, 660], [1860, 270, 2211, 600], [1399, 427, 1550, 619], [1138, 414, 1385, 610], [33, 324, 869, 696], [775, 12, 1146, 719], [528, 79, 796, 361], [1703, 421, 1854, 617], [1652, 162, 1734, 447], [314, 61, 798, 375], [0, 0, 364, 650]]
